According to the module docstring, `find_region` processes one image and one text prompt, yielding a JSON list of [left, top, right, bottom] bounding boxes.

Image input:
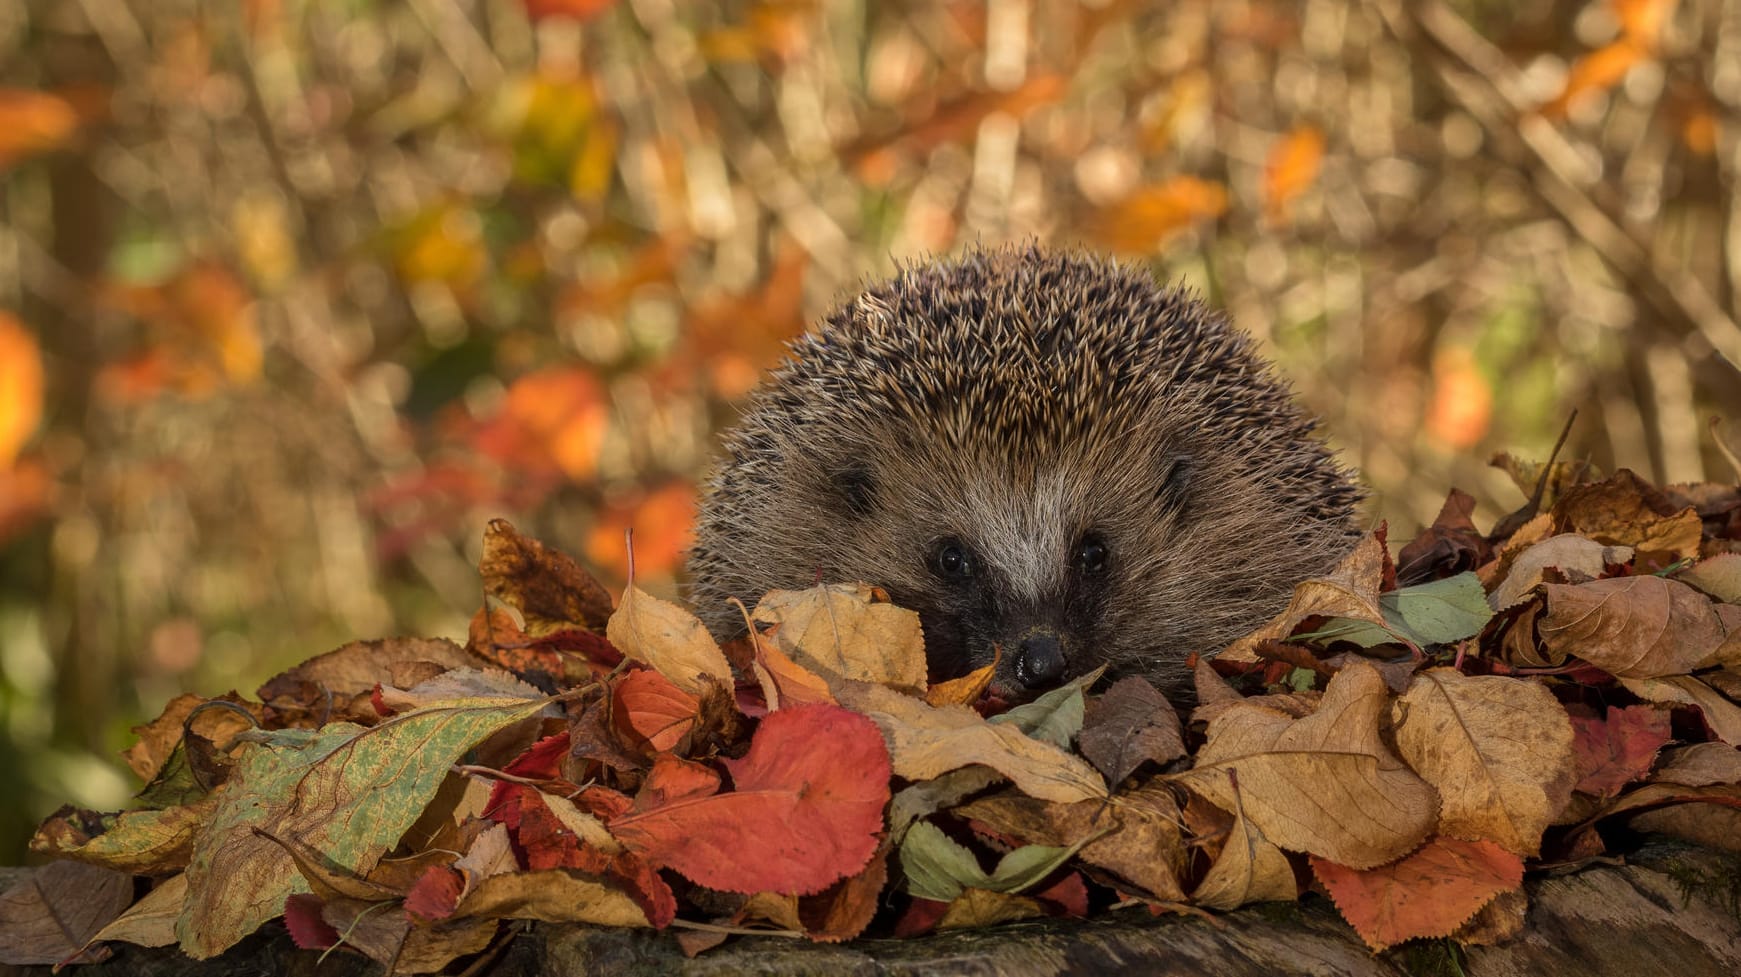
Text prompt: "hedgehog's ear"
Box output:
[[831, 464, 878, 517], [1156, 453, 1193, 514]]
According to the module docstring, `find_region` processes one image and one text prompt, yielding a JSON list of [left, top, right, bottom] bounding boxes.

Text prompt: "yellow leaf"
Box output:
[[0, 312, 44, 467], [606, 582, 734, 695]]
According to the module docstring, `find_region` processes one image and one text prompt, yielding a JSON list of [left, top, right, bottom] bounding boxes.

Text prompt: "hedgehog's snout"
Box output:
[[1012, 627, 1068, 690]]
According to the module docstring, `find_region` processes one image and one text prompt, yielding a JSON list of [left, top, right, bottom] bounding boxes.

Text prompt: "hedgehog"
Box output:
[[685, 246, 1362, 698]]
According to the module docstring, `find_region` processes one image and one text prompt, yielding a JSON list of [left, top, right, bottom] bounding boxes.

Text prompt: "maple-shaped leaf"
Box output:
[[609, 703, 890, 896], [752, 583, 928, 691], [175, 695, 551, 958], [1393, 668, 1575, 856], [1312, 836, 1524, 951], [1570, 705, 1673, 798], [1173, 661, 1437, 869], [1541, 575, 1728, 677]]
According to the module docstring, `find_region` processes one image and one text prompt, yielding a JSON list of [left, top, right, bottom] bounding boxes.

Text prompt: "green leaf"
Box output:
[[1379, 573, 1492, 646], [898, 820, 1076, 902], [990, 665, 1103, 749], [176, 695, 551, 959]]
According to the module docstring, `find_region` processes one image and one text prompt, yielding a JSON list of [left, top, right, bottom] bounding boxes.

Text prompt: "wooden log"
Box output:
[[3, 845, 1737, 977]]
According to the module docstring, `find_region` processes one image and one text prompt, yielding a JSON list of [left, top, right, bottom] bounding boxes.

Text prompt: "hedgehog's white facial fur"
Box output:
[[685, 245, 1362, 698]]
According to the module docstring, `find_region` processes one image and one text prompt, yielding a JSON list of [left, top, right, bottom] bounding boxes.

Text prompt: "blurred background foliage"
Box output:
[[2, 0, 1740, 859]]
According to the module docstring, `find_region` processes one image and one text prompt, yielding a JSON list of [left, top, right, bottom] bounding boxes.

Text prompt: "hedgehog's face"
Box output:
[[823, 449, 1198, 700]]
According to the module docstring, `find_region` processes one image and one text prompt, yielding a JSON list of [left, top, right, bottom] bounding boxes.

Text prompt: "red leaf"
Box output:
[[609, 703, 891, 895], [506, 732, 572, 780], [1312, 837, 1524, 951], [282, 893, 340, 950], [892, 898, 948, 937], [613, 668, 701, 754], [404, 865, 465, 921], [1034, 871, 1089, 918], [514, 792, 676, 927], [636, 754, 722, 808], [1571, 705, 1674, 798]]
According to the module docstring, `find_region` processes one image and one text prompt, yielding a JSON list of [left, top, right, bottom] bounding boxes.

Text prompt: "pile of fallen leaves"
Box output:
[[5, 459, 1741, 972]]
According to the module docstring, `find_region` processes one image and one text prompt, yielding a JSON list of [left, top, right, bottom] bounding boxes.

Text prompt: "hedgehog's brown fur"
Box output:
[[686, 246, 1361, 696]]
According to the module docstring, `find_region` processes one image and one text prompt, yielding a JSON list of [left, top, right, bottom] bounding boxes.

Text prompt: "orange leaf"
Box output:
[[1312, 837, 1524, 951], [1543, 41, 1645, 117], [0, 89, 81, 169], [610, 703, 890, 895], [1262, 126, 1324, 225], [1088, 177, 1227, 254], [0, 312, 44, 468], [613, 667, 701, 754]]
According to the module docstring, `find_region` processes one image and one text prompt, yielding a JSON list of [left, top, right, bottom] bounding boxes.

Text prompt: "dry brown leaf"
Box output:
[[450, 868, 650, 926], [1653, 742, 1741, 786], [1619, 675, 1741, 745], [481, 518, 614, 633], [1552, 470, 1704, 557], [832, 679, 1106, 803], [957, 784, 1186, 902], [607, 583, 733, 695], [84, 874, 187, 952], [1218, 533, 1387, 663], [1487, 534, 1634, 611], [1173, 662, 1437, 869], [319, 895, 498, 973], [1453, 887, 1529, 947], [1540, 575, 1727, 678], [1677, 554, 1741, 603], [1077, 676, 1186, 784], [937, 887, 1046, 929], [752, 583, 927, 691], [1188, 793, 1297, 910], [1627, 803, 1741, 853], [1392, 669, 1575, 856], [122, 692, 264, 781], [0, 861, 132, 966]]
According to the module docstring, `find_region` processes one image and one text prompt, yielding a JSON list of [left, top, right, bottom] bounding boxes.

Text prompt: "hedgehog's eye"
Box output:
[[930, 539, 976, 581], [1075, 535, 1110, 575]]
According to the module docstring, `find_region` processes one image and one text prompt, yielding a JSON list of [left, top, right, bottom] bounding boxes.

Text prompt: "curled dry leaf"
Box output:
[[1218, 533, 1388, 663], [1487, 534, 1634, 611], [450, 869, 650, 927], [31, 799, 215, 876], [1393, 669, 1575, 856], [1188, 792, 1296, 910], [606, 582, 733, 695], [832, 679, 1107, 804], [480, 518, 615, 633], [1174, 661, 1437, 869], [937, 887, 1046, 930], [1539, 575, 1728, 678], [1551, 470, 1704, 557], [1311, 836, 1524, 952], [1653, 742, 1741, 787], [750, 632, 836, 709], [1620, 675, 1741, 746], [752, 583, 928, 691]]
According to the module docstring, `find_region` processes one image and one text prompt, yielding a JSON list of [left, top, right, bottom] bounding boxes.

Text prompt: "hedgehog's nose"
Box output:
[[1014, 630, 1067, 689]]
